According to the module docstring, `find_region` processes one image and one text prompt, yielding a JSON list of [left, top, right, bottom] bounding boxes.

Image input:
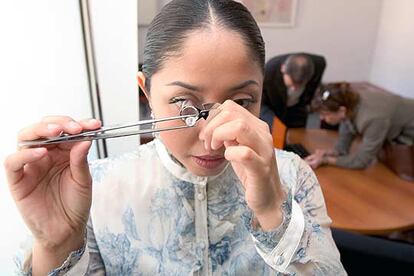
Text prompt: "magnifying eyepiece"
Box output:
[[179, 101, 220, 126]]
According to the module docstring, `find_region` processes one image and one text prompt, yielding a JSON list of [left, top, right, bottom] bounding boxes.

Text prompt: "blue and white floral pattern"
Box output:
[[17, 139, 346, 275]]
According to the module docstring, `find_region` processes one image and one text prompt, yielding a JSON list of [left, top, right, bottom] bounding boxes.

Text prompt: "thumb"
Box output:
[[70, 141, 93, 185]]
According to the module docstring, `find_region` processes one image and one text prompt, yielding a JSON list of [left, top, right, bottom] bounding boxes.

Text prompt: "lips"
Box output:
[[192, 155, 226, 170]]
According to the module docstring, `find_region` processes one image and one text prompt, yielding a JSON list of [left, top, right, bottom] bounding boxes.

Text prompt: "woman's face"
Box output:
[[319, 108, 346, 125], [138, 27, 263, 176]]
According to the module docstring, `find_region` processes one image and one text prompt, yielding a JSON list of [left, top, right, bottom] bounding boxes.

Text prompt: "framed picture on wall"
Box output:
[[239, 0, 298, 28]]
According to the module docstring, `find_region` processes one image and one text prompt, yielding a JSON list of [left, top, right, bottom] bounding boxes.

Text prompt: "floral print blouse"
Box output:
[[19, 139, 346, 275]]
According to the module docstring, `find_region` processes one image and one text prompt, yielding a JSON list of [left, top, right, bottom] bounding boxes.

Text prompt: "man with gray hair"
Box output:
[[260, 53, 326, 128]]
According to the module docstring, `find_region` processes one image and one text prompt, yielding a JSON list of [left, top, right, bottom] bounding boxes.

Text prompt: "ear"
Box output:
[[137, 72, 152, 109], [280, 64, 286, 74]]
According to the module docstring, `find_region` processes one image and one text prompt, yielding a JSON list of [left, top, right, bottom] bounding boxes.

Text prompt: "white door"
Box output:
[[88, 0, 139, 157], [0, 1, 95, 274]]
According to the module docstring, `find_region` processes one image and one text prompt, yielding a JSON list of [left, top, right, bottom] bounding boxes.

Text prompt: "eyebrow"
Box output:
[[229, 80, 259, 91], [166, 80, 259, 92], [166, 81, 200, 92]]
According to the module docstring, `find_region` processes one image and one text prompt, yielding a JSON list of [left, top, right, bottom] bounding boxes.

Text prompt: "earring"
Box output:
[[150, 111, 159, 139]]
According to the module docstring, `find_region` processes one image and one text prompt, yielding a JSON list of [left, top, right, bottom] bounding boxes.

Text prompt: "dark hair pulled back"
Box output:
[[312, 82, 360, 117], [141, 0, 265, 92]]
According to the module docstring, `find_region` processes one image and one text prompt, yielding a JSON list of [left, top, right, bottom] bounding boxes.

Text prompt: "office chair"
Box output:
[[332, 229, 414, 275]]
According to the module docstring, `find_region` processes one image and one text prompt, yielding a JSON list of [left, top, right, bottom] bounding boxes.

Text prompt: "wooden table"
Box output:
[[288, 128, 414, 234]]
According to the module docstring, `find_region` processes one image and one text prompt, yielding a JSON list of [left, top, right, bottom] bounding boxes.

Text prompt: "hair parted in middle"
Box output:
[[141, 0, 266, 92]]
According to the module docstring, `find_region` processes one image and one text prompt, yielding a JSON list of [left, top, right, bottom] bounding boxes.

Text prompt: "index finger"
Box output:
[[17, 122, 64, 143], [17, 117, 101, 144]]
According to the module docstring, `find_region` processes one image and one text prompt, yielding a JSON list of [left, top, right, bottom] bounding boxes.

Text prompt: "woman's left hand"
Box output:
[[305, 151, 325, 169], [200, 100, 284, 230], [305, 149, 338, 169]]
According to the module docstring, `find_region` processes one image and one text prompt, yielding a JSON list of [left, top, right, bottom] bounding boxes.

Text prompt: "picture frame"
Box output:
[[239, 0, 298, 28]]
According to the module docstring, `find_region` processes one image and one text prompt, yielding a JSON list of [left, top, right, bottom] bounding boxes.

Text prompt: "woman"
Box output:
[[306, 82, 414, 169], [5, 1, 345, 275]]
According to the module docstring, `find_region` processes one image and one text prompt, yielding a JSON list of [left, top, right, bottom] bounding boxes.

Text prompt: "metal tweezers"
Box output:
[[18, 104, 216, 148]]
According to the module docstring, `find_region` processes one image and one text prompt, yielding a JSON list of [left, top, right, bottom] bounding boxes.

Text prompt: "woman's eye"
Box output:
[[233, 98, 254, 108], [169, 98, 200, 112], [169, 97, 187, 104]]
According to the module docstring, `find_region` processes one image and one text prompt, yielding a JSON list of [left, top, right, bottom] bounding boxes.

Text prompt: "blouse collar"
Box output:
[[154, 138, 229, 185]]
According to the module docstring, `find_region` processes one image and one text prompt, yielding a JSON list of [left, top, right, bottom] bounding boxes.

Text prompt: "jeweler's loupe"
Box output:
[[179, 101, 221, 127]]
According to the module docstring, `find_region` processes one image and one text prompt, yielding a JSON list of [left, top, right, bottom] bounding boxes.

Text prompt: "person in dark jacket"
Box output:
[[260, 53, 326, 128]]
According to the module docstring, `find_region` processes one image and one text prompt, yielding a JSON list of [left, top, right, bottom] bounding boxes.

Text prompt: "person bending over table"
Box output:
[[306, 82, 414, 169], [260, 53, 326, 129]]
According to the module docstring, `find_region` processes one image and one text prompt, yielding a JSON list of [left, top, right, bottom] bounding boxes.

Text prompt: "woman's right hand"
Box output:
[[4, 116, 101, 261]]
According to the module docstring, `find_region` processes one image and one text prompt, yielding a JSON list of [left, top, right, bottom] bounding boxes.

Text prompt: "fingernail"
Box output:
[[89, 118, 98, 124]]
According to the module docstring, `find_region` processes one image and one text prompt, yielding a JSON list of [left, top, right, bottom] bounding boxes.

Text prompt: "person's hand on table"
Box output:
[[305, 151, 325, 169], [305, 149, 337, 169]]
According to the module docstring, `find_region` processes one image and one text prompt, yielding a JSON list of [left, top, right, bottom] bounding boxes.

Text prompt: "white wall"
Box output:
[[370, 0, 414, 98], [0, 1, 94, 274], [89, 0, 139, 156], [0, 0, 138, 271], [261, 0, 382, 82], [138, 0, 382, 83], [138, 0, 163, 64]]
